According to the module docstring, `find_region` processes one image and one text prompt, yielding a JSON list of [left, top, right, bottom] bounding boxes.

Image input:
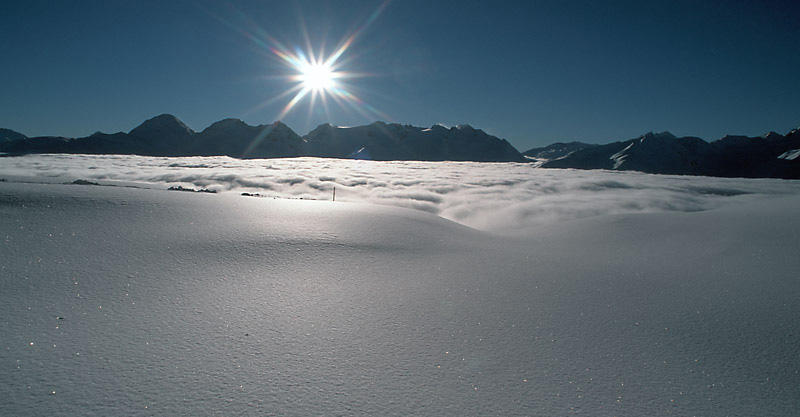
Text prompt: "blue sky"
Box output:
[[1, 0, 798, 150]]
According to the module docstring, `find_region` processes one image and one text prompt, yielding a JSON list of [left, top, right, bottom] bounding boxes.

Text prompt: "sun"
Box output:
[[298, 62, 336, 92], [235, 0, 393, 121]]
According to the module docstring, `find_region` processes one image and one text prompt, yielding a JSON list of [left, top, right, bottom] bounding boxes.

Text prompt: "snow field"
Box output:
[[1, 157, 799, 415]]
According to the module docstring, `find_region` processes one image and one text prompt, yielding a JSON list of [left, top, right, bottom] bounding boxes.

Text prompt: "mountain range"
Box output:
[[1, 115, 798, 178], [530, 130, 800, 179], [0, 114, 525, 162]]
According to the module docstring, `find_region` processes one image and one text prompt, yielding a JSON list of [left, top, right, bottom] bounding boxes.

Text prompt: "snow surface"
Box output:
[[3, 154, 800, 233], [778, 149, 800, 161], [610, 142, 635, 170], [2, 155, 800, 415]]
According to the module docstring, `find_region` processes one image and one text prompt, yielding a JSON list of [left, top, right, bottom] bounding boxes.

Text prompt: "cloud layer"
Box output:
[[3, 154, 799, 232]]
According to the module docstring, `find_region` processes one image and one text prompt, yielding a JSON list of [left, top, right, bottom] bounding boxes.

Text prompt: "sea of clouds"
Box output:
[[3, 154, 799, 232]]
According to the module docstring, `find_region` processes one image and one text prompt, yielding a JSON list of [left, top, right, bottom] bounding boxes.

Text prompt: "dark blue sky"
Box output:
[[1, 0, 798, 150]]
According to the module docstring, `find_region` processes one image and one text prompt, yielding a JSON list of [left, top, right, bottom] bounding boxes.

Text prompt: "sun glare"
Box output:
[[243, 0, 393, 122], [267, 40, 357, 121], [216, 0, 393, 122], [298, 62, 336, 91]]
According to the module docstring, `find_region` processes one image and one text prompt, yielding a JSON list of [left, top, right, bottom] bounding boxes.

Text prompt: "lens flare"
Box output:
[[214, 0, 393, 123], [268, 30, 384, 122], [210, 0, 393, 134], [299, 62, 336, 91]]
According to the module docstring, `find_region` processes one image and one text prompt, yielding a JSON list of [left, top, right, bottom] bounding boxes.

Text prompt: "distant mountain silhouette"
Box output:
[[0, 115, 526, 162], [192, 118, 304, 158], [0, 128, 27, 143], [304, 122, 526, 162], [542, 130, 800, 179], [2, 116, 798, 177], [127, 114, 195, 156]]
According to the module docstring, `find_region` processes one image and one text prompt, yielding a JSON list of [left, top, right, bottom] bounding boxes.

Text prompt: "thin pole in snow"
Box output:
[[333, 186, 336, 201]]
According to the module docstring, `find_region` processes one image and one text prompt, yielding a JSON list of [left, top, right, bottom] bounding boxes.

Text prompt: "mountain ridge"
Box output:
[[0, 115, 527, 162], [0, 128, 28, 143], [542, 129, 800, 179], [2, 116, 798, 178]]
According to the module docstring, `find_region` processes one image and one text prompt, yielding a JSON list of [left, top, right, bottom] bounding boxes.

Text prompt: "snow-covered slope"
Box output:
[[1, 178, 798, 416], [778, 149, 800, 160]]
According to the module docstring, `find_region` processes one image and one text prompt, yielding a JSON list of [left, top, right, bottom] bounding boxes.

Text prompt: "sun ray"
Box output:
[[277, 87, 311, 121], [219, 1, 393, 124]]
